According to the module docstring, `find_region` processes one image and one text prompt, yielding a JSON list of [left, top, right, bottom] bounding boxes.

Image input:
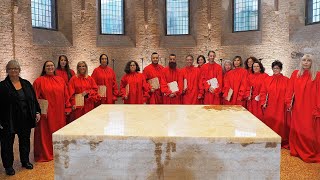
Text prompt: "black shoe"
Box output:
[[5, 167, 15, 176], [22, 162, 33, 169]]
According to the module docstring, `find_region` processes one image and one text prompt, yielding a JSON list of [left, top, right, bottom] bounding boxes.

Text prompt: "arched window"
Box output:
[[166, 0, 190, 35], [31, 0, 57, 29], [306, 0, 320, 25], [100, 0, 124, 35], [233, 0, 259, 32]]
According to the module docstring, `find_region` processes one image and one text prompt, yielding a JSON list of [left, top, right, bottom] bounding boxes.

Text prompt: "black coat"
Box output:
[[0, 76, 41, 133]]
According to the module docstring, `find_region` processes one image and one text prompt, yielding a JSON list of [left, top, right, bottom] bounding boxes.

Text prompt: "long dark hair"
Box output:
[[244, 56, 258, 70], [124, 60, 140, 74], [41, 61, 56, 76], [99, 53, 109, 65], [57, 55, 73, 81]]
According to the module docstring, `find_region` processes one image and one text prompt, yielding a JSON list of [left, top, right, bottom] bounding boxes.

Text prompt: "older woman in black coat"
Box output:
[[0, 60, 41, 176]]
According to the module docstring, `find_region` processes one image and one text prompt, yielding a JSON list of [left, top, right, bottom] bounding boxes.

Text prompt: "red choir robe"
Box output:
[[246, 73, 269, 121], [33, 75, 71, 162], [200, 62, 223, 105], [180, 66, 203, 104], [260, 73, 290, 148], [55, 68, 75, 85], [221, 70, 231, 104], [68, 75, 100, 121], [91, 65, 119, 105], [223, 68, 248, 106], [143, 64, 164, 104], [160, 67, 183, 104], [285, 70, 320, 163], [120, 72, 150, 104]]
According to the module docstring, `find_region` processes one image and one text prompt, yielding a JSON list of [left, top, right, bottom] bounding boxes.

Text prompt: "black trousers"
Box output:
[[0, 129, 31, 168]]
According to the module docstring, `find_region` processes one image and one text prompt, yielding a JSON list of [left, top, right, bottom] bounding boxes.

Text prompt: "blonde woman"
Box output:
[[285, 54, 320, 163], [68, 61, 99, 121]]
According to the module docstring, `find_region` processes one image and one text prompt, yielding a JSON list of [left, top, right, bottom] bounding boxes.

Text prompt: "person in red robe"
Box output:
[[69, 61, 100, 121], [91, 54, 119, 105], [200, 51, 223, 105], [181, 55, 203, 104], [143, 52, 164, 104], [55, 55, 76, 85], [223, 56, 248, 106], [160, 54, 183, 104], [246, 61, 268, 121], [244, 56, 258, 75], [260, 60, 290, 148], [197, 55, 206, 68], [221, 59, 233, 104], [196, 55, 207, 104], [285, 54, 320, 163], [120, 60, 150, 104], [33, 61, 71, 162]]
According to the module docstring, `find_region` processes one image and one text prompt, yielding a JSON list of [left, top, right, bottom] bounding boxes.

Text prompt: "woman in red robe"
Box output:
[[91, 54, 119, 105], [260, 60, 290, 148], [33, 61, 71, 162], [286, 54, 320, 163], [223, 56, 248, 106], [244, 56, 258, 75], [120, 61, 150, 104], [246, 61, 268, 121], [55, 55, 75, 84], [221, 59, 233, 104], [68, 61, 100, 121], [196, 55, 206, 104], [181, 55, 203, 104], [201, 51, 223, 105]]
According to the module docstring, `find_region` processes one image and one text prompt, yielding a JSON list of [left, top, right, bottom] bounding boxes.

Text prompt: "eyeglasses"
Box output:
[[7, 68, 19, 71]]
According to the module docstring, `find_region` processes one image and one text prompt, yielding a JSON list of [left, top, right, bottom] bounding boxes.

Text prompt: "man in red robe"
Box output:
[[181, 55, 203, 104], [160, 54, 183, 104], [143, 52, 164, 104], [200, 51, 223, 105]]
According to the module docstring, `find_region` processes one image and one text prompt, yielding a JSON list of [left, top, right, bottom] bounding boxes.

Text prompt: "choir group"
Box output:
[[0, 50, 319, 176]]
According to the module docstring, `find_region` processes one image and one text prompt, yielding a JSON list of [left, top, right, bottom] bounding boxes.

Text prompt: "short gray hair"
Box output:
[[6, 60, 21, 73]]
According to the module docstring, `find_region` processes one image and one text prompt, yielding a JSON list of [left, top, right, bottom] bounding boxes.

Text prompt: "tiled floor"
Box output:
[[0, 131, 319, 180]]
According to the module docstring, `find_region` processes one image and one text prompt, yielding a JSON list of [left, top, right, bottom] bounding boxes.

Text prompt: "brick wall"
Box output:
[[0, 0, 319, 82]]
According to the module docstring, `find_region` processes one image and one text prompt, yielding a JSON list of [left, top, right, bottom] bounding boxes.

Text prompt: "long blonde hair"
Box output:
[[297, 54, 318, 81]]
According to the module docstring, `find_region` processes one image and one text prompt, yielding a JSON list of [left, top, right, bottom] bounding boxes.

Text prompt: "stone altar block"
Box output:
[[53, 105, 280, 180]]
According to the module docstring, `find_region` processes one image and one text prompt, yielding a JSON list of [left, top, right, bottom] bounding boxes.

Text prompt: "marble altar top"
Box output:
[[54, 105, 281, 143]]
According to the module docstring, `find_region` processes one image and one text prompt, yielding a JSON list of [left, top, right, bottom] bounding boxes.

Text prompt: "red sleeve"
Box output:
[[120, 75, 127, 98], [313, 72, 320, 118], [160, 70, 172, 96], [141, 74, 150, 102], [176, 69, 184, 96], [285, 71, 296, 108], [213, 65, 223, 95], [33, 78, 42, 99], [201, 66, 210, 92], [223, 72, 231, 98], [112, 70, 119, 100], [87, 76, 100, 103], [260, 76, 269, 106], [238, 70, 248, 101], [68, 76, 76, 106], [63, 81, 72, 113]]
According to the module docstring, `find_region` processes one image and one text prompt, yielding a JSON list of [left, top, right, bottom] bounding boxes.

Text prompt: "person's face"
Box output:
[[224, 63, 232, 72], [78, 63, 87, 75], [45, 62, 55, 75], [247, 58, 254, 68], [301, 58, 312, 70], [59, 57, 67, 68], [233, 58, 241, 68], [169, 55, 176, 63], [186, 56, 193, 66], [208, 52, 216, 63], [130, 62, 137, 72], [253, 63, 261, 73], [272, 65, 281, 75], [7, 66, 20, 78], [198, 57, 205, 66], [151, 54, 159, 64], [100, 55, 108, 66]]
